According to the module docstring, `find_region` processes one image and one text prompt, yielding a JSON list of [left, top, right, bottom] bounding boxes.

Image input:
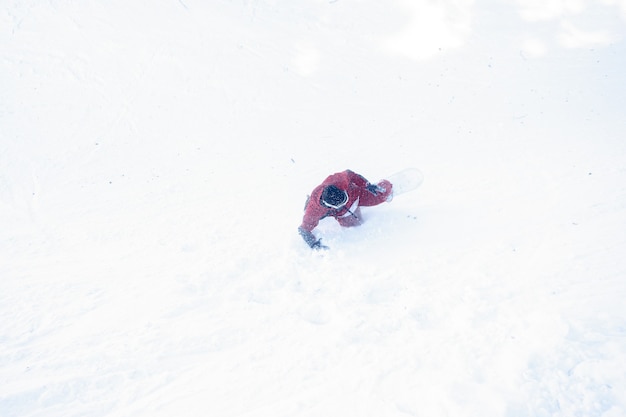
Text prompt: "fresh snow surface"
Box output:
[[2, 1, 626, 416]]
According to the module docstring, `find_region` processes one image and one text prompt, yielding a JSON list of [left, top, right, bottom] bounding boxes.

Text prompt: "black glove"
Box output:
[[311, 238, 329, 250], [366, 183, 382, 195], [299, 227, 329, 250]]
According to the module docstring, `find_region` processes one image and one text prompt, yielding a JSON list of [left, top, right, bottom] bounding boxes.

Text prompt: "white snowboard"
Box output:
[[386, 168, 424, 196]]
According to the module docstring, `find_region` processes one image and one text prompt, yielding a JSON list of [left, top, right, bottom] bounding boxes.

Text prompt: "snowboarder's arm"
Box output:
[[347, 171, 387, 197], [299, 200, 329, 249], [358, 179, 392, 205], [346, 170, 369, 188], [299, 201, 325, 249], [345, 170, 392, 206]]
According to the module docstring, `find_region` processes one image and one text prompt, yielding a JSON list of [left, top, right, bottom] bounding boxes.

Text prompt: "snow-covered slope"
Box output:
[[2, 1, 626, 416]]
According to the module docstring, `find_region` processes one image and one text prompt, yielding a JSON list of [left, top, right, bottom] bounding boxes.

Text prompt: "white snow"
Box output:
[[2, 1, 626, 416]]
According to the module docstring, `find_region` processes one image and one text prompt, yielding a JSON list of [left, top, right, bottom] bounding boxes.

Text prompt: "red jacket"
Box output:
[[299, 170, 392, 248]]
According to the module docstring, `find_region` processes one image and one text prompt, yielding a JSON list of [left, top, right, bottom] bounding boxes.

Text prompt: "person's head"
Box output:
[[321, 185, 348, 209]]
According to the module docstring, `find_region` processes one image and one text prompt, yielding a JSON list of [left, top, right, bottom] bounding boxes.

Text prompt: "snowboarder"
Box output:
[[298, 169, 393, 249]]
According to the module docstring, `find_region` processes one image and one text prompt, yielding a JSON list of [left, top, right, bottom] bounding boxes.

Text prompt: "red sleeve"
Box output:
[[299, 186, 326, 232], [346, 171, 392, 206], [300, 211, 320, 232], [346, 170, 368, 188]]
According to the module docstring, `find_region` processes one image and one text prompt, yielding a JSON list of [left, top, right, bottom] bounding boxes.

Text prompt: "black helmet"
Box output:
[[321, 185, 348, 209]]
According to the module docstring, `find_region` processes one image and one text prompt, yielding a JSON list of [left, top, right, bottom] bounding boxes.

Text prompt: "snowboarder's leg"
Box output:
[[337, 206, 362, 227]]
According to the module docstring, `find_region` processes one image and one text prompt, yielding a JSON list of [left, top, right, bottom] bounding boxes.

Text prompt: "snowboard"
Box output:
[[386, 168, 424, 196]]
